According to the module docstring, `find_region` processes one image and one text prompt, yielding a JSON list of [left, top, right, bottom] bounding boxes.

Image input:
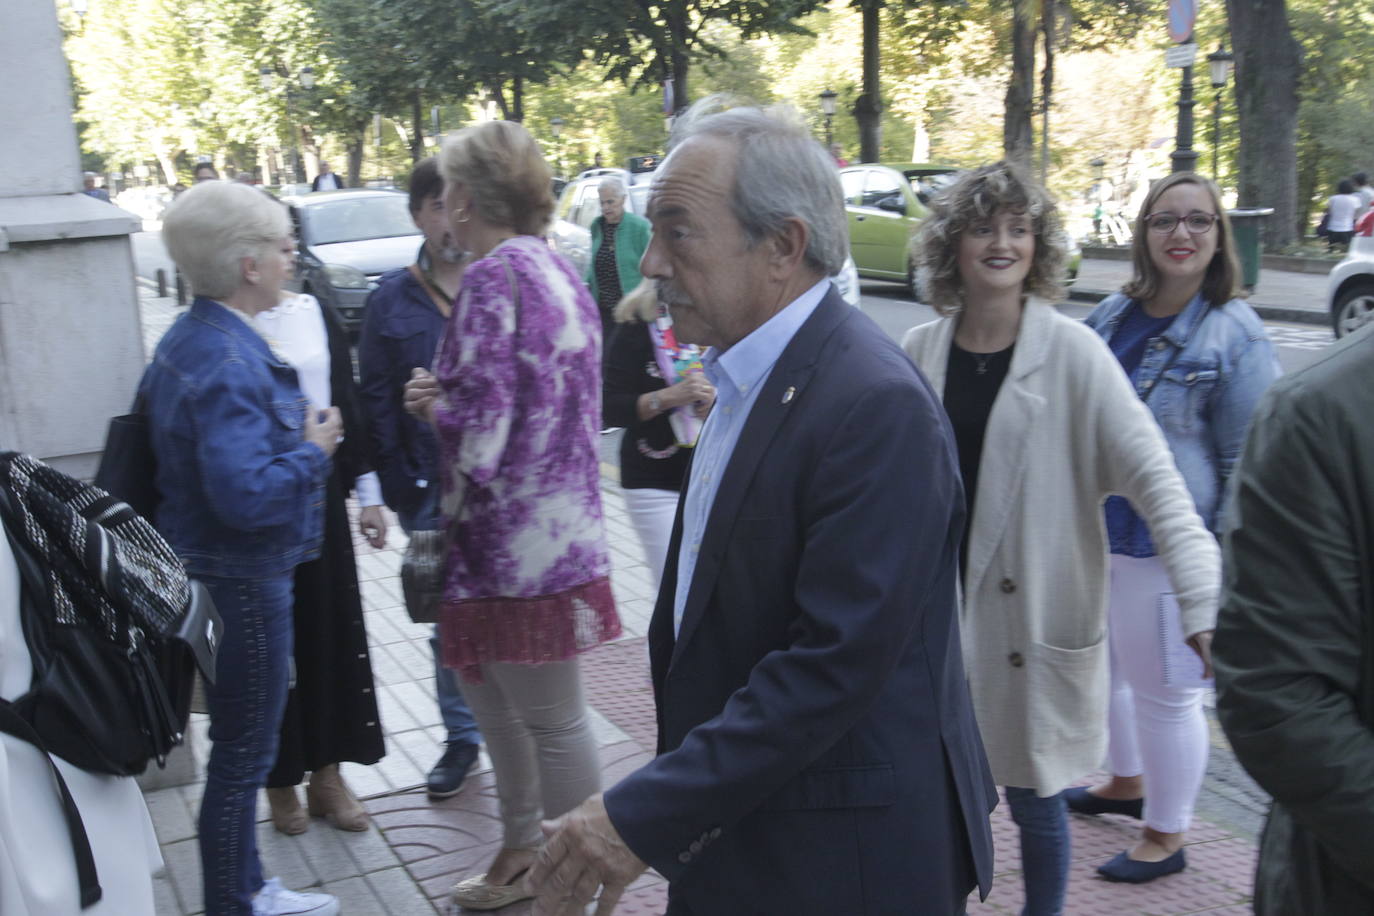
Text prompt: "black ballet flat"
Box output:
[[1063, 785, 1143, 819]]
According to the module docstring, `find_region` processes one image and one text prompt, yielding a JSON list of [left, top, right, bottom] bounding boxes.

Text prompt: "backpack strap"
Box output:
[[0, 702, 103, 908]]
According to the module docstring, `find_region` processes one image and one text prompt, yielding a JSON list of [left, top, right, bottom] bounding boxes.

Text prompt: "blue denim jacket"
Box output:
[[1085, 291, 1281, 554], [138, 297, 330, 578]]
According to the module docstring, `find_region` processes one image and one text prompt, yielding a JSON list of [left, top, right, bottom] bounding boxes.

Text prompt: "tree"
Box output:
[[1226, 0, 1301, 247], [496, 0, 826, 114]]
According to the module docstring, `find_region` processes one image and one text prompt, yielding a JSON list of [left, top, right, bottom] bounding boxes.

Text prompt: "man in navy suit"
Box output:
[[529, 99, 996, 916]]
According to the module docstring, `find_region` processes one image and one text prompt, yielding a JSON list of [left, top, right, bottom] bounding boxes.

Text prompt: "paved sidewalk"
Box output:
[[1071, 257, 1330, 325]]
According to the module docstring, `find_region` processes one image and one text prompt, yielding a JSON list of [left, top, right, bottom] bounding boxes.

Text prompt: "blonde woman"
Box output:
[[902, 162, 1219, 915], [403, 121, 620, 911]]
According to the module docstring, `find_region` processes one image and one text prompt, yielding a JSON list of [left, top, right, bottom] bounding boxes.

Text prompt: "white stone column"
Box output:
[[0, 0, 143, 480]]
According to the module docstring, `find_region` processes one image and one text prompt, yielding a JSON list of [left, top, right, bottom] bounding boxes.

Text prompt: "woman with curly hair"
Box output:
[[901, 162, 1220, 914]]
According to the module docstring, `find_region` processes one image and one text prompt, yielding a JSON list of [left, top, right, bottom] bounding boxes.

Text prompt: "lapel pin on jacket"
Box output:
[[782, 386, 796, 405]]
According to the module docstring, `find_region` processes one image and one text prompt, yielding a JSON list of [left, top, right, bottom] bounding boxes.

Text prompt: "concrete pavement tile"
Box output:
[[370, 644, 412, 687], [146, 785, 197, 844], [152, 872, 182, 916], [390, 678, 446, 732], [160, 837, 202, 914], [387, 637, 436, 680], [320, 875, 387, 915], [338, 821, 404, 873], [586, 704, 633, 747], [291, 821, 359, 884], [376, 684, 422, 734], [354, 552, 390, 582], [256, 822, 320, 888], [341, 760, 393, 800], [372, 734, 428, 791], [362, 578, 403, 612], [365, 865, 439, 915], [392, 727, 449, 777], [365, 608, 409, 646]]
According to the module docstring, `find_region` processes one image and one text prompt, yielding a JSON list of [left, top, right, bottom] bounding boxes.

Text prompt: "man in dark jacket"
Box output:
[[1215, 323, 1374, 914], [357, 157, 482, 799]]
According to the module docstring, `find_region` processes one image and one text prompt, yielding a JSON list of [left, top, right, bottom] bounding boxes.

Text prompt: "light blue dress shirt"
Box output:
[[672, 279, 831, 635]]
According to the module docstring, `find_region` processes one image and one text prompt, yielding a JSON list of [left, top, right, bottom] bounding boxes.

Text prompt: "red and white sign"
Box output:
[[1168, 0, 1197, 43]]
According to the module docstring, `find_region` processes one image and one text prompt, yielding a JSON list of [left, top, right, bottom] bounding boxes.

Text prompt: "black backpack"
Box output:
[[0, 451, 222, 907]]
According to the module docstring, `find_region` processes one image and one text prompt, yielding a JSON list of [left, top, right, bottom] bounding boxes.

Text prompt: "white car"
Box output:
[[549, 168, 864, 308], [1326, 209, 1374, 337]]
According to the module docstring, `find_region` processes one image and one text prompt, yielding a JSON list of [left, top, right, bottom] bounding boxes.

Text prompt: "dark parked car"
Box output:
[[281, 189, 422, 329]]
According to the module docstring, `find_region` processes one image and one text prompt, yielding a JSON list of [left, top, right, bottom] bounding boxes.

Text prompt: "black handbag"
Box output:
[[94, 393, 159, 521], [400, 528, 445, 624]]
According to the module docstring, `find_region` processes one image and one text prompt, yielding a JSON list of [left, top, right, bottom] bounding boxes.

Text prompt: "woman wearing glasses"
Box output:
[[903, 163, 1220, 914], [1071, 173, 1280, 883]]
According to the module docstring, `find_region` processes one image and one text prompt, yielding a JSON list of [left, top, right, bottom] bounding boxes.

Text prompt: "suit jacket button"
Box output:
[[689, 840, 703, 854], [1009, 652, 1025, 668], [678, 851, 692, 864], [1000, 578, 1017, 594], [709, 827, 722, 839]]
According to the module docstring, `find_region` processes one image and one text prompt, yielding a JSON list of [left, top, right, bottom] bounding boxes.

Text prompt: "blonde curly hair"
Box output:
[[911, 161, 1067, 315]]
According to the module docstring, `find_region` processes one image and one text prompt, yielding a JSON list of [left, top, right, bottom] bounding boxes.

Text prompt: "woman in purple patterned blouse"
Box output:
[[404, 120, 621, 911]]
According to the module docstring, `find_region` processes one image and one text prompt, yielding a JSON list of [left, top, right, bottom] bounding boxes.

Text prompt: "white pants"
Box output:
[[1105, 554, 1209, 834], [457, 660, 601, 848], [623, 487, 679, 593]]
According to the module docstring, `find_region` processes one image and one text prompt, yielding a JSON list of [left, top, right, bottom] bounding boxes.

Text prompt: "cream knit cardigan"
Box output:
[[903, 298, 1220, 795]]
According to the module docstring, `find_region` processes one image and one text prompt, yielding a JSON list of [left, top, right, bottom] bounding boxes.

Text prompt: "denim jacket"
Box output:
[[356, 265, 444, 516], [1085, 291, 1281, 553], [138, 297, 330, 578]]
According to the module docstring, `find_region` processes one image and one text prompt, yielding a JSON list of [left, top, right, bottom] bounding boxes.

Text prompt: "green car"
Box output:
[[840, 163, 958, 297], [839, 163, 1080, 299]]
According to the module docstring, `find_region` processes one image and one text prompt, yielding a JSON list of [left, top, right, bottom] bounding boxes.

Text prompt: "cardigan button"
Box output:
[[678, 851, 693, 864], [1009, 652, 1025, 668], [999, 578, 1017, 594]]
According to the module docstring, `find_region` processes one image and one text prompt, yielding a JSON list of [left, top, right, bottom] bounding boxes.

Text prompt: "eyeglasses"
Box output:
[[1145, 211, 1218, 235]]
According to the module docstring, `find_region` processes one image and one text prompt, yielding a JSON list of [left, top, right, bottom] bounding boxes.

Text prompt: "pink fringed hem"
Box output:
[[438, 577, 621, 684]]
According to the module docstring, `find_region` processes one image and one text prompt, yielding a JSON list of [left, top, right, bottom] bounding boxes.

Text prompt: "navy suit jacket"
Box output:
[[603, 289, 997, 915]]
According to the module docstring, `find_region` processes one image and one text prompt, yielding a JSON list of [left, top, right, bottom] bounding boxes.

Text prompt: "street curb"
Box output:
[[1068, 286, 1328, 327]]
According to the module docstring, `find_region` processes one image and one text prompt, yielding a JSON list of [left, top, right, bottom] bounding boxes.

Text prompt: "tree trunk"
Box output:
[[1004, 0, 1037, 171], [1226, 0, 1301, 247], [667, 7, 690, 112], [1039, 1, 1054, 182], [856, 0, 883, 163], [511, 75, 524, 122], [346, 129, 364, 189], [156, 150, 179, 187], [490, 82, 510, 120], [410, 91, 425, 162]]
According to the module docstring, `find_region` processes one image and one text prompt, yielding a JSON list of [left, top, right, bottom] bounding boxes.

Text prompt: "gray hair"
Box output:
[[161, 181, 289, 300], [667, 96, 848, 277], [598, 175, 628, 199]]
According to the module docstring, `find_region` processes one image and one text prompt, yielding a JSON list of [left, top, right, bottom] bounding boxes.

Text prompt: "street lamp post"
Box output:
[[549, 117, 564, 177], [819, 89, 837, 149], [1090, 157, 1106, 240], [1170, 62, 1199, 174], [1207, 46, 1233, 183]]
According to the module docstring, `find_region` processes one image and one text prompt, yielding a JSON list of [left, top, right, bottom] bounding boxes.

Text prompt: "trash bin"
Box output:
[[1227, 207, 1274, 291]]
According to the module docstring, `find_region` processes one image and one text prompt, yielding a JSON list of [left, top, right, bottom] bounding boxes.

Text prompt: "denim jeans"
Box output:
[[397, 488, 480, 748], [1005, 787, 1070, 916], [197, 573, 295, 915]]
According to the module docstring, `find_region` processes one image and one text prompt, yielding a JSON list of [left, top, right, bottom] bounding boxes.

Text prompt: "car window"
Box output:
[[572, 184, 602, 229], [300, 195, 417, 245], [556, 184, 578, 221], [839, 170, 866, 203], [628, 185, 650, 216], [860, 171, 903, 209]]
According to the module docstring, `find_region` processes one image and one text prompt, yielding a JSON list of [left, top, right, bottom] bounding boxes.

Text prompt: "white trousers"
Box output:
[[1105, 554, 1209, 834], [457, 660, 601, 848], [622, 487, 679, 594]]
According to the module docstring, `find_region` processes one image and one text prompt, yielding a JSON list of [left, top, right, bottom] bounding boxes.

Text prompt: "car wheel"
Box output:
[[1332, 280, 1374, 338]]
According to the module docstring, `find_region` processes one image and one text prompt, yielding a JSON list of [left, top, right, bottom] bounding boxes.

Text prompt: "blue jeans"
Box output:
[[197, 574, 295, 915], [397, 488, 480, 749], [1005, 787, 1070, 916]]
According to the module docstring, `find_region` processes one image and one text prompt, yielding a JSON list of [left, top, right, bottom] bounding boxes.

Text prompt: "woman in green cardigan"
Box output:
[[585, 175, 652, 352]]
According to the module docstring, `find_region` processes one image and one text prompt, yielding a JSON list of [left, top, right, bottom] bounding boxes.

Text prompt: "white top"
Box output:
[[1328, 193, 1361, 233], [1357, 186, 1374, 218], [316, 173, 342, 190], [0, 522, 163, 915], [256, 293, 382, 507]]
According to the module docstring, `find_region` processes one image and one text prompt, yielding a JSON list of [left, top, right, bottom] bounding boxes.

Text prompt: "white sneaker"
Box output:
[[252, 877, 340, 916]]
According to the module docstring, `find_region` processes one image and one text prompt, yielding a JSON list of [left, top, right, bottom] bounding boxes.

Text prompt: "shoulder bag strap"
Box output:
[[408, 263, 453, 318]]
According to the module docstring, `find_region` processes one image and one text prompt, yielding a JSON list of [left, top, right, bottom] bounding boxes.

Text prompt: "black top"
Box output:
[[602, 320, 691, 491], [943, 339, 1014, 580], [595, 220, 623, 310]]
